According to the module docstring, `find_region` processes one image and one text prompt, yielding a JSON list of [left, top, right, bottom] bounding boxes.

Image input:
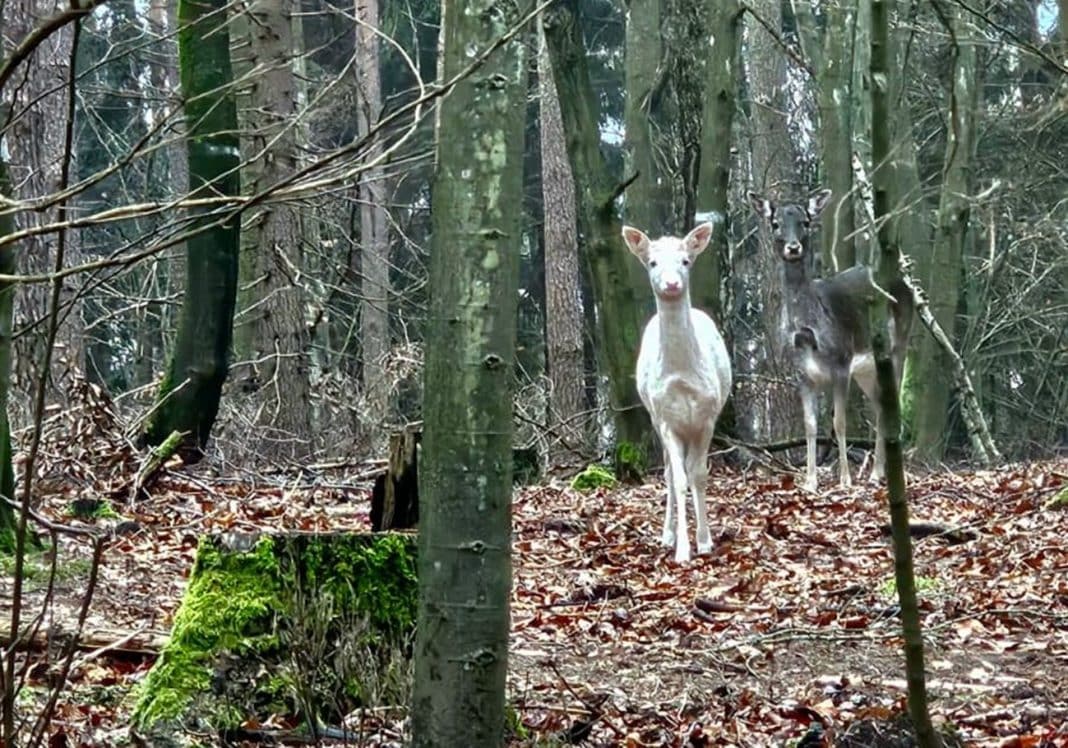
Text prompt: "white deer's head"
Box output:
[[622, 223, 715, 302]]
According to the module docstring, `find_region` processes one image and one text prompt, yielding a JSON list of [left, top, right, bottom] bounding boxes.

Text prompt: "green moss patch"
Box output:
[[570, 464, 617, 492], [133, 532, 417, 737]]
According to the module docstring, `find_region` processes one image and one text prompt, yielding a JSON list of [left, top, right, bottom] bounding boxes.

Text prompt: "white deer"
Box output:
[[622, 222, 732, 563]]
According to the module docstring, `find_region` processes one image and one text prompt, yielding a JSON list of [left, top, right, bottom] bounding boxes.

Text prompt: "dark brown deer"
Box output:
[[747, 189, 914, 491]]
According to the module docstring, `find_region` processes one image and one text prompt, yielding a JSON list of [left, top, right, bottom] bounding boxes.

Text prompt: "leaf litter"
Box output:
[[3, 394, 1067, 747]]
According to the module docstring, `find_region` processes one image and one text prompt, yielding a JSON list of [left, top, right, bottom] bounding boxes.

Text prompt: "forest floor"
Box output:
[[2, 412, 1067, 746]]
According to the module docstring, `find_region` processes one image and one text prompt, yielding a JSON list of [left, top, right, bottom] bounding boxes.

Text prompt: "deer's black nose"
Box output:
[[784, 242, 803, 259]]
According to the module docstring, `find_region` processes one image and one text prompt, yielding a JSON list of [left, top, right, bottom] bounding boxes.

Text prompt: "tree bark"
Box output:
[[140, 0, 241, 458], [544, 1, 654, 457], [0, 160, 16, 549], [231, 0, 314, 460], [356, 0, 392, 456], [410, 1, 529, 744], [871, 3, 940, 745], [538, 27, 586, 454], [695, 0, 741, 320], [1, 0, 82, 408], [911, 1, 979, 462]]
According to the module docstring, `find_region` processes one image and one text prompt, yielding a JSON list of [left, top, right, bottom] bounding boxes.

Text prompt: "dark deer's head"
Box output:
[[747, 189, 832, 262]]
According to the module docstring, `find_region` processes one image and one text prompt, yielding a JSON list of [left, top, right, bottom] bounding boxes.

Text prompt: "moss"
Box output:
[[133, 533, 417, 733], [570, 464, 617, 492], [132, 536, 282, 729], [613, 441, 646, 482], [67, 498, 120, 521], [1045, 486, 1068, 510]]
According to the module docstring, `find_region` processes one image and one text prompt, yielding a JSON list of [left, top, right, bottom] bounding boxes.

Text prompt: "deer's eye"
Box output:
[[682, 258, 691, 267], [803, 220, 811, 228], [649, 260, 658, 268], [771, 220, 780, 231]]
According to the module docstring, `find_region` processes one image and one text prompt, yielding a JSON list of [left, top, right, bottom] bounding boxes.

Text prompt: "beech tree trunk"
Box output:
[[410, 1, 529, 744], [911, 2, 979, 462], [141, 0, 240, 457], [356, 0, 392, 456]]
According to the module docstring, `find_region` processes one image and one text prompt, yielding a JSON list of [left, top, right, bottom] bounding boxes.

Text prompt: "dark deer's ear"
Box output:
[[747, 191, 773, 220], [808, 189, 833, 218]]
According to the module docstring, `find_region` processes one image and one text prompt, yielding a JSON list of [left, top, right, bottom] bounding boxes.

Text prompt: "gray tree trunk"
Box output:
[[356, 0, 392, 456], [912, 2, 979, 462], [1, 0, 82, 410], [234, 0, 313, 460], [410, 1, 529, 744], [538, 28, 586, 455]]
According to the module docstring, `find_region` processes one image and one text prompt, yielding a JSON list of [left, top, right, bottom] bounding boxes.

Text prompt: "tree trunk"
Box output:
[[356, 0, 392, 456], [410, 0, 529, 744], [544, 1, 654, 459], [538, 27, 586, 455], [695, 0, 741, 320], [911, 2, 979, 462], [623, 0, 669, 235], [140, 0, 241, 458], [0, 161, 16, 549], [237, 0, 313, 460], [1, 0, 82, 409], [871, 10, 941, 747]]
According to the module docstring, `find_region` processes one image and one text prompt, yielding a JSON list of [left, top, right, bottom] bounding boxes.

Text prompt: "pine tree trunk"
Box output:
[[911, 2, 978, 462], [356, 0, 392, 456], [538, 28, 586, 454], [409, 1, 529, 744], [544, 1, 654, 457], [141, 0, 241, 457], [235, 0, 313, 460]]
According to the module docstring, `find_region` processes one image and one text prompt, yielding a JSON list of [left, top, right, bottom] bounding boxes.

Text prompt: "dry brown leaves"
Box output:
[[6, 407, 1068, 747]]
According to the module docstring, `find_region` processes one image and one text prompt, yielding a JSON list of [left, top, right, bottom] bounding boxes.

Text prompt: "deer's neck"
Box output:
[[781, 257, 819, 316], [655, 295, 700, 369]]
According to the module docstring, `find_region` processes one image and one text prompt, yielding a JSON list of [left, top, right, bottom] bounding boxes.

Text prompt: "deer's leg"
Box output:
[[686, 430, 714, 555], [800, 386, 820, 493], [832, 375, 853, 489], [659, 427, 691, 563], [853, 367, 884, 484], [661, 453, 676, 548]]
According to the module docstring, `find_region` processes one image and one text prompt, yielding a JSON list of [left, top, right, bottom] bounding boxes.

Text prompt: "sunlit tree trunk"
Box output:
[[410, 1, 529, 744], [356, 0, 392, 456], [141, 0, 240, 457], [912, 2, 979, 462], [538, 28, 586, 453]]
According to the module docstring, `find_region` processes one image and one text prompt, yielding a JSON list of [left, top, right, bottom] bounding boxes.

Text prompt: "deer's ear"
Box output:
[[621, 226, 650, 260], [808, 189, 833, 218], [747, 191, 772, 220], [684, 222, 714, 257]]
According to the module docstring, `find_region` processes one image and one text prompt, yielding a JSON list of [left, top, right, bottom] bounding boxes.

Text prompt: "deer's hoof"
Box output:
[[839, 474, 853, 490], [661, 530, 676, 548], [697, 537, 713, 555], [802, 475, 819, 493], [868, 471, 884, 485], [674, 543, 692, 564]]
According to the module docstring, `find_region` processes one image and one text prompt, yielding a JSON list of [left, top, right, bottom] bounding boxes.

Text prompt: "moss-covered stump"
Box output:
[[132, 531, 416, 741]]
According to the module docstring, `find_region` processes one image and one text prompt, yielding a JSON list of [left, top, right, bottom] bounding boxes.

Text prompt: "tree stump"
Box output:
[[132, 531, 416, 742], [371, 427, 421, 531]]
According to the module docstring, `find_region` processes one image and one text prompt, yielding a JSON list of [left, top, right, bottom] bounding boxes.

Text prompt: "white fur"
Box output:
[[622, 223, 732, 563]]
